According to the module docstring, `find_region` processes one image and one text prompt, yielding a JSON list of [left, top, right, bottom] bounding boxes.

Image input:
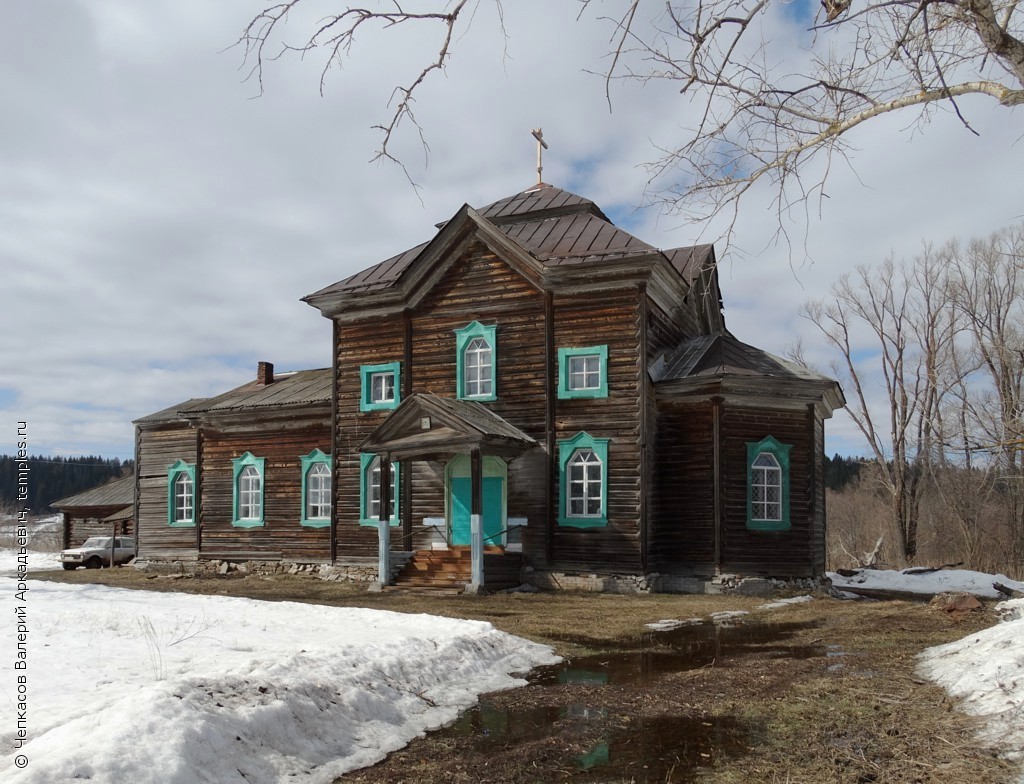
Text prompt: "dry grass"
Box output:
[[37, 568, 1022, 783]]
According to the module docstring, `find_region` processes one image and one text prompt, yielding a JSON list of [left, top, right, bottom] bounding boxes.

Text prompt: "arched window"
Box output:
[[746, 436, 791, 530], [231, 452, 265, 527], [299, 449, 332, 527], [174, 472, 194, 523], [305, 462, 331, 520], [750, 453, 782, 522], [360, 454, 399, 525], [463, 337, 493, 398], [238, 465, 262, 520], [455, 321, 497, 401], [557, 432, 610, 528], [166, 460, 196, 527], [567, 449, 603, 518]]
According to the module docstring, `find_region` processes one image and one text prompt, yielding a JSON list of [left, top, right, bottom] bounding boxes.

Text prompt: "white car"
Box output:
[[60, 536, 136, 570]]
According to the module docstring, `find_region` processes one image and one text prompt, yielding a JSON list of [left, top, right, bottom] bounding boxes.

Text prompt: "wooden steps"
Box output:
[[393, 547, 523, 591]]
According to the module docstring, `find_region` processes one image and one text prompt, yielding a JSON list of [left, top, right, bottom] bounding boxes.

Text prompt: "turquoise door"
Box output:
[[450, 476, 504, 546]]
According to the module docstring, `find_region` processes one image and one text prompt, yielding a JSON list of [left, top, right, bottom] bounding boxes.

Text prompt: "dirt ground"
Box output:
[[42, 568, 1020, 783]]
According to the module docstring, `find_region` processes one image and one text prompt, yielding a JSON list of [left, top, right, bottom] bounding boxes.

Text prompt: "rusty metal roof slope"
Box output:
[[660, 334, 834, 384], [498, 211, 656, 265], [306, 184, 710, 299], [663, 244, 715, 283], [185, 368, 332, 414], [52, 474, 135, 509], [306, 241, 428, 299], [133, 398, 210, 425], [477, 184, 609, 224]]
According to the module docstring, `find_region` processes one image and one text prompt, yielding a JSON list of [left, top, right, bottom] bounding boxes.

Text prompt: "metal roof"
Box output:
[[52, 474, 135, 510], [307, 184, 707, 298], [499, 212, 655, 265], [477, 184, 608, 224], [185, 368, 332, 414], [133, 398, 210, 425], [659, 334, 836, 384], [663, 245, 715, 284]]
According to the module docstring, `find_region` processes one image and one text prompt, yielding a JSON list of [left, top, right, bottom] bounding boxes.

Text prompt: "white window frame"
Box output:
[[463, 337, 493, 398], [750, 452, 783, 522], [566, 448, 604, 519], [238, 465, 262, 521], [305, 462, 331, 520], [174, 472, 194, 524]]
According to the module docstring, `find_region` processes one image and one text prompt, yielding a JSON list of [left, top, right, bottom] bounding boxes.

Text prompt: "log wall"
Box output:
[[718, 404, 819, 577], [199, 423, 332, 561], [333, 240, 647, 572], [649, 400, 717, 574], [136, 424, 198, 559]]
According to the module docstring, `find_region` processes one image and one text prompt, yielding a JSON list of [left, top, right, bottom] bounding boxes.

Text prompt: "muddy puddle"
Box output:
[[431, 617, 826, 781]]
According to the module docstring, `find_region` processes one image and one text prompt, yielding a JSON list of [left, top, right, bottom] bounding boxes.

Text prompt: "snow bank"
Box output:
[[918, 598, 1024, 767], [0, 580, 558, 784], [828, 568, 1024, 599], [0, 548, 62, 575]]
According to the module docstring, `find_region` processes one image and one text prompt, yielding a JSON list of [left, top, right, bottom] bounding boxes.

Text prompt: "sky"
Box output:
[[1, 0, 1022, 462]]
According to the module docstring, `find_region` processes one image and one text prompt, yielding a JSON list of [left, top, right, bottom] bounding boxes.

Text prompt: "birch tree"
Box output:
[[803, 248, 957, 561]]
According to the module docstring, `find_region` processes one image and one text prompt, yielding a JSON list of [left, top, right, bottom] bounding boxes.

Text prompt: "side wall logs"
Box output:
[[199, 423, 332, 561], [719, 405, 819, 578], [136, 425, 198, 559]]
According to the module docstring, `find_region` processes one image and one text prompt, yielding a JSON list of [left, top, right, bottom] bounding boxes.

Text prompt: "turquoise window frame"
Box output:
[[558, 431, 610, 528], [359, 362, 401, 412], [231, 452, 266, 528], [455, 321, 497, 401], [299, 449, 332, 528], [359, 453, 400, 527], [746, 436, 791, 531], [557, 345, 609, 399], [166, 459, 196, 527]]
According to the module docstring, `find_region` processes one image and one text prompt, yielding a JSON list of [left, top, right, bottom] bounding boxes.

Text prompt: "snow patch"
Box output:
[[0, 578, 558, 783]]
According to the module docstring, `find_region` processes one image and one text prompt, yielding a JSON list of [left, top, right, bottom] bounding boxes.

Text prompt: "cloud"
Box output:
[[1, 0, 1022, 462]]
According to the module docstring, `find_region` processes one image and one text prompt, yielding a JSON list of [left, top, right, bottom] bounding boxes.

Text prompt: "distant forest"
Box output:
[[0, 455, 133, 514], [823, 454, 864, 492]]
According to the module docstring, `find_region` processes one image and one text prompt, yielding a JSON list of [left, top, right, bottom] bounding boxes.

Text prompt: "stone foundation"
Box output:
[[525, 567, 828, 596], [133, 554, 411, 584]]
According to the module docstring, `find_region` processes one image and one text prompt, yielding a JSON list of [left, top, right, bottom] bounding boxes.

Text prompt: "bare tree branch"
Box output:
[[234, 0, 1023, 246]]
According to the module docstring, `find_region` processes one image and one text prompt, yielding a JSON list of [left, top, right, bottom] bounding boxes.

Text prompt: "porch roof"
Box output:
[[358, 393, 537, 462]]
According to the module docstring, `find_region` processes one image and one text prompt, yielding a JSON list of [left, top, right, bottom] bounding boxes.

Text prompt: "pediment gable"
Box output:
[[359, 393, 536, 461]]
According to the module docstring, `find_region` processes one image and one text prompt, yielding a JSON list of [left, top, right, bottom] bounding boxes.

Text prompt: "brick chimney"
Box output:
[[256, 361, 274, 386]]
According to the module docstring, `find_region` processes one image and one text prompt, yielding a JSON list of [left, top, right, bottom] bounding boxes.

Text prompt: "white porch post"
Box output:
[[468, 446, 485, 593], [374, 456, 392, 590]]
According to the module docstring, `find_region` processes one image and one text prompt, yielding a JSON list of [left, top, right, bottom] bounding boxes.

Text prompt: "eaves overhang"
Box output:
[[303, 206, 547, 323], [656, 374, 845, 418]]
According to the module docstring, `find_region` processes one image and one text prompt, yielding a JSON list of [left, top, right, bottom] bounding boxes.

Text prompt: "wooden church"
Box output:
[[132, 183, 843, 592]]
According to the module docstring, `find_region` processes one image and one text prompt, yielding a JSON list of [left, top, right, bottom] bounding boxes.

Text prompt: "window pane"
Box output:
[[568, 354, 601, 390], [464, 337, 493, 397], [371, 373, 394, 403], [307, 463, 331, 518], [567, 448, 603, 518]]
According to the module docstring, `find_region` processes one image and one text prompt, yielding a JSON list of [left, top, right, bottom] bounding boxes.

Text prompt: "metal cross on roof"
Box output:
[[531, 128, 548, 185]]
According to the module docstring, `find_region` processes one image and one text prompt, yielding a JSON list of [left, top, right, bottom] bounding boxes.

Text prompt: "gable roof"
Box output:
[[133, 397, 210, 425], [52, 474, 135, 510], [183, 368, 332, 415], [304, 184, 710, 306], [133, 370, 331, 427], [360, 392, 537, 461]]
